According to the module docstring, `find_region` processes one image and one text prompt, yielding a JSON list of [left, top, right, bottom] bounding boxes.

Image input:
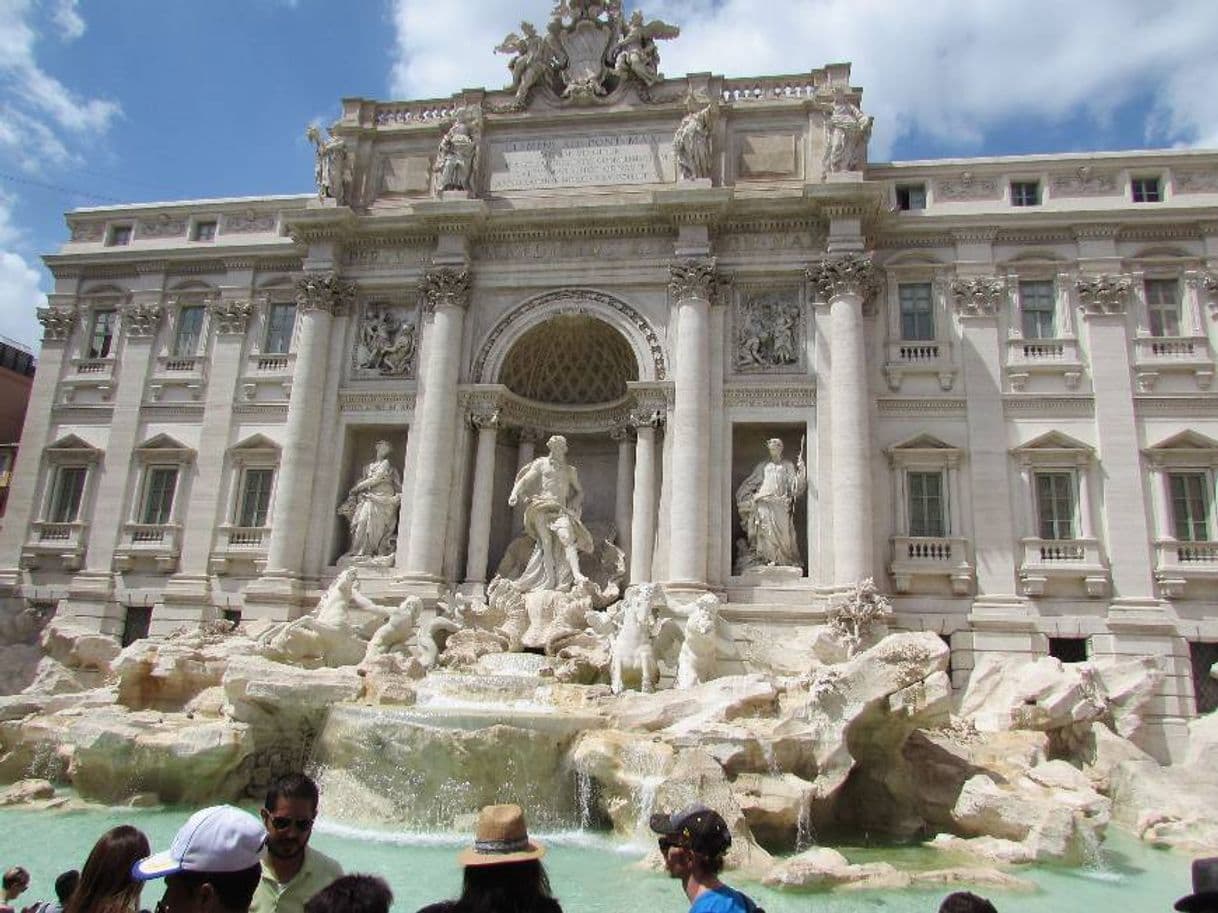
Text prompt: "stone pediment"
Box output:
[[1148, 430, 1218, 451], [45, 433, 101, 453], [230, 433, 280, 453], [890, 433, 957, 452], [1015, 430, 1093, 453]]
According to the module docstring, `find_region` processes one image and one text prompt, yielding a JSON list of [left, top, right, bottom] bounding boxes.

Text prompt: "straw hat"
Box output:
[[457, 804, 546, 867]]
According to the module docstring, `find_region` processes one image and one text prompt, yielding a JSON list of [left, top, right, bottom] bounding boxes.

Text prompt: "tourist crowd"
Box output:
[[3, 772, 1212, 913]]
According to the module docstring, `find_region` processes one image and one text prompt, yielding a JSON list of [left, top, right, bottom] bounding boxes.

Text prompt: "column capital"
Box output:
[[1075, 273, 1133, 316], [668, 257, 719, 302], [949, 275, 1006, 318], [421, 266, 472, 315], [629, 407, 665, 430], [295, 270, 356, 315], [609, 424, 635, 443], [1187, 270, 1218, 294], [208, 299, 255, 335], [37, 306, 78, 342], [120, 302, 163, 338], [469, 407, 501, 431], [807, 253, 878, 302]]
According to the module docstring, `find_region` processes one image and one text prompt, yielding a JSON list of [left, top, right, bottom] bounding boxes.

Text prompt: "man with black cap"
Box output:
[[649, 803, 763, 913], [131, 805, 267, 913], [1177, 857, 1218, 913]]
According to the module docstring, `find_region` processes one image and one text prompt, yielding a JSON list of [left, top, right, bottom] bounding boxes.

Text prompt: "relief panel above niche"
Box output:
[[378, 152, 434, 196], [736, 133, 800, 180]]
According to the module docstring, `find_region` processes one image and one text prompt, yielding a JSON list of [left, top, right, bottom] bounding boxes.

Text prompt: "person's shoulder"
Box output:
[[690, 885, 755, 913], [307, 846, 344, 877], [414, 902, 459, 913]]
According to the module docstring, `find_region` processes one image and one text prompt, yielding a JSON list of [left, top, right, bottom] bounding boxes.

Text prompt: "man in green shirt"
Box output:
[[250, 774, 343, 913]]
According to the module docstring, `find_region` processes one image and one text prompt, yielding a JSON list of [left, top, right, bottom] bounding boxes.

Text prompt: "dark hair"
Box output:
[[3, 867, 29, 891], [304, 875, 393, 913], [264, 773, 320, 812], [170, 865, 262, 913], [64, 826, 151, 913], [692, 851, 725, 877], [939, 892, 998, 913], [456, 860, 559, 913], [55, 871, 81, 904]]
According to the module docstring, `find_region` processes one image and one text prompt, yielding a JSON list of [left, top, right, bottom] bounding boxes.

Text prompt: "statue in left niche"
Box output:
[[337, 440, 402, 565], [434, 105, 483, 196], [735, 436, 807, 573], [306, 124, 350, 205]]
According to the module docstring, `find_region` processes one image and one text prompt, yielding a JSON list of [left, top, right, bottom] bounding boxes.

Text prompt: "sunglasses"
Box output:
[[269, 815, 315, 832]]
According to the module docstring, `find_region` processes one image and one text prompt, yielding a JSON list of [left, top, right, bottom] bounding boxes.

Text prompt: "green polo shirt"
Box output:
[[250, 846, 344, 913]]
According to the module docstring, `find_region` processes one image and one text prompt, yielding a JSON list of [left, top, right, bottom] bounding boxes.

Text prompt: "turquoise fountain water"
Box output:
[[0, 804, 1188, 913]]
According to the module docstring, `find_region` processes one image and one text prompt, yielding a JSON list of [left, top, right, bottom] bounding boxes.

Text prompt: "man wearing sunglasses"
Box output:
[[649, 804, 764, 913], [250, 774, 343, 913]]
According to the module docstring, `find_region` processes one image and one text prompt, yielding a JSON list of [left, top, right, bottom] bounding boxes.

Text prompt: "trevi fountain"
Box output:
[[2, 2, 1218, 909]]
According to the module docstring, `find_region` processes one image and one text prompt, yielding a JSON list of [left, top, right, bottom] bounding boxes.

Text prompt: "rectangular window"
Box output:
[[908, 471, 946, 538], [1035, 472, 1076, 540], [264, 303, 296, 354], [238, 468, 274, 527], [1191, 642, 1218, 714], [48, 467, 87, 523], [1170, 472, 1211, 542], [1132, 177, 1162, 203], [1011, 181, 1041, 207], [898, 283, 935, 341], [173, 306, 205, 356], [1146, 278, 1181, 337], [896, 184, 927, 211], [140, 467, 178, 525], [1049, 637, 1088, 663], [107, 225, 132, 246], [121, 605, 152, 648], [88, 309, 117, 358], [1019, 280, 1056, 339], [192, 220, 217, 242]]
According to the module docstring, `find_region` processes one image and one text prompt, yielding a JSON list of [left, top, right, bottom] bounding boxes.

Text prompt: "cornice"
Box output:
[[49, 405, 115, 422], [338, 391, 417, 413], [232, 402, 289, 417], [723, 384, 817, 409], [876, 397, 967, 416], [1135, 396, 1218, 416], [1003, 395, 1095, 416], [281, 206, 360, 243]]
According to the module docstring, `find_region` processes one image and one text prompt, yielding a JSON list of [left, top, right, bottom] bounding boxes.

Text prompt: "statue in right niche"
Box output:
[[735, 436, 807, 572]]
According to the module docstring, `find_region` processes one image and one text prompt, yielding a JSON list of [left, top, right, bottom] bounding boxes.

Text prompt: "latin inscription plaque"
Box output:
[[488, 132, 675, 190]]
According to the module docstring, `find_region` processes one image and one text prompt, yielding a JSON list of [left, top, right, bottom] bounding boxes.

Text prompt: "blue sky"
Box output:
[[2, 0, 1217, 353]]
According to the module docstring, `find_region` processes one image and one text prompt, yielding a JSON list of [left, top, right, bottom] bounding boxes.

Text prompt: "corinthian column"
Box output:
[[264, 272, 355, 578], [809, 254, 878, 585], [667, 258, 717, 589], [463, 407, 501, 587], [400, 267, 472, 583], [629, 409, 663, 583], [610, 424, 635, 566]]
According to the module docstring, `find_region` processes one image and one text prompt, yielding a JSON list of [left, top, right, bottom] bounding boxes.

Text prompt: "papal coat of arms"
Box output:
[[496, 0, 679, 108]]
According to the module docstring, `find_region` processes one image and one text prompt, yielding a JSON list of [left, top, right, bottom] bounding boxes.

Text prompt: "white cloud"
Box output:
[[0, 192, 46, 353], [50, 0, 84, 41], [0, 0, 120, 159], [388, 0, 1218, 159]]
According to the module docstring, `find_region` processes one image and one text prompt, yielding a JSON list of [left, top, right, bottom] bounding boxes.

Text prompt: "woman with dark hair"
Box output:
[[64, 826, 151, 913], [416, 805, 561, 913]]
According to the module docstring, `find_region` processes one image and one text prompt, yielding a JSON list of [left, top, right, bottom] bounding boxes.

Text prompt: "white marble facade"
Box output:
[[4, 50, 1218, 760]]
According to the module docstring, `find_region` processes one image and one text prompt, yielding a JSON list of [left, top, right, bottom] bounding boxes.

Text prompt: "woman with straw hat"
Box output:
[[416, 805, 562, 913]]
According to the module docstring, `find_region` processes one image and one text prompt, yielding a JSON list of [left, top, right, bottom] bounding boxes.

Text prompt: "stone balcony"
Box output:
[[149, 355, 208, 402], [889, 535, 974, 595], [61, 356, 116, 402], [883, 340, 956, 391], [1133, 334, 1214, 392], [113, 523, 182, 572], [209, 525, 270, 575], [1019, 537, 1108, 596], [1154, 539, 1218, 598], [241, 352, 295, 401], [21, 521, 88, 570], [1005, 337, 1083, 391]]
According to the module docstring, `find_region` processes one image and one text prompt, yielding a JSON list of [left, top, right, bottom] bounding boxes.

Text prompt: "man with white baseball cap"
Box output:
[[131, 805, 267, 913]]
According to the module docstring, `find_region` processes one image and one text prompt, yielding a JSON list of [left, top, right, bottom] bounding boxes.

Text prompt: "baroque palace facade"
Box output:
[[3, 10, 1218, 760]]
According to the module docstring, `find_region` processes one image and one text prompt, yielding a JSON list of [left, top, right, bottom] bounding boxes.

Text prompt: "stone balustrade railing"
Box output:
[[1156, 540, 1218, 569], [887, 340, 943, 364], [1134, 335, 1210, 363], [374, 100, 462, 126], [1006, 336, 1081, 365], [721, 77, 822, 104]]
